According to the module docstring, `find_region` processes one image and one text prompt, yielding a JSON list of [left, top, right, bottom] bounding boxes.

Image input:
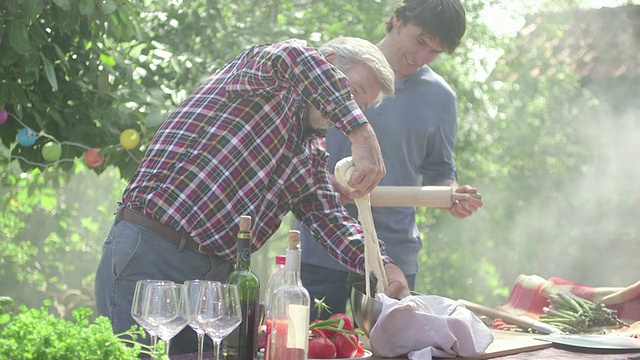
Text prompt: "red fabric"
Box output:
[[547, 277, 595, 300], [503, 278, 547, 314]]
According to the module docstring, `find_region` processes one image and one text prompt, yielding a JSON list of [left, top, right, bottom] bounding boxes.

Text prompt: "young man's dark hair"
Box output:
[[386, 0, 466, 53]]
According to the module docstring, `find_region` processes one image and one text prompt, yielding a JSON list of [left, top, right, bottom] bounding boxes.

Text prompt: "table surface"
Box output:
[[171, 328, 640, 360], [172, 346, 640, 360]]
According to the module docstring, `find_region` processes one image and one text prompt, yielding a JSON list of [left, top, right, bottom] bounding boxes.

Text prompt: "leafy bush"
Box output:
[[0, 298, 166, 360]]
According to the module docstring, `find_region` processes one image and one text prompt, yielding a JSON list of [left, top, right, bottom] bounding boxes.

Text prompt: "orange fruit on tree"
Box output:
[[84, 147, 105, 168]]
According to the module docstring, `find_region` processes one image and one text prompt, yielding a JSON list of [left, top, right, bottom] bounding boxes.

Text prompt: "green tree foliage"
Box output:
[[0, 0, 510, 314], [6, 0, 634, 318], [0, 160, 125, 316], [0, 0, 148, 177], [476, 3, 640, 290]]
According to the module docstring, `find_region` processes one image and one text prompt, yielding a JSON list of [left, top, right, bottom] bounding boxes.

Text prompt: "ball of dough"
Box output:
[[334, 156, 356, 189]]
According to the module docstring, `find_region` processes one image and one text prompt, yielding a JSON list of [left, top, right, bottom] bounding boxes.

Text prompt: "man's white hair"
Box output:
[[318, 37, 395, 107]]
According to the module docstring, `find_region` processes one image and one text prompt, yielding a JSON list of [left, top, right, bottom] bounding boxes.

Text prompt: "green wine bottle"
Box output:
[[225, 215, 260, 360]]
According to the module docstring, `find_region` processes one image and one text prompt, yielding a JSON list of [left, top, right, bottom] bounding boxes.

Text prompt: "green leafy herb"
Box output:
[[312, 296, 333, 320], [0, 299, 167, 360]]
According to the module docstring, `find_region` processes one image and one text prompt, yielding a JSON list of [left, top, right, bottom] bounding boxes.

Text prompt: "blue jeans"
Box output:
[[94, 210, 233, 355], [300, 263, 416, 321]]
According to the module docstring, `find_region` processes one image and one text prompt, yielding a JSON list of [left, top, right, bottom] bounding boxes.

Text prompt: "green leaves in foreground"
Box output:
[[0, 299, 167, 360], [0, 297, 13, 325]]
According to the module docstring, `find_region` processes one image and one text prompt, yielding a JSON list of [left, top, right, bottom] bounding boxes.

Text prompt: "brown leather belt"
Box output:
[[117, 207, 214, 255]]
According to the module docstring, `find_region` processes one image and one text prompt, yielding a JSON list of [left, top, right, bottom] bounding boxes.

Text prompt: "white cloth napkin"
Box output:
[[369, 293, 494, 360]]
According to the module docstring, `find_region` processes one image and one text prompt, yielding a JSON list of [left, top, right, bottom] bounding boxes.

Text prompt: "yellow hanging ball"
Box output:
[[120, 129, 140, 150]]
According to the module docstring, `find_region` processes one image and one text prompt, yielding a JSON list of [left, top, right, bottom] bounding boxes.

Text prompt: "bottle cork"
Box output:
[[287, 230, 300, 250], [238, 215, 252, 239], [239, 215, 252, 232]]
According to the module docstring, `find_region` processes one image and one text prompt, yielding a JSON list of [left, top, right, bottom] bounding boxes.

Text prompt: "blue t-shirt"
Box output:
[[297, 65, 458, 275]]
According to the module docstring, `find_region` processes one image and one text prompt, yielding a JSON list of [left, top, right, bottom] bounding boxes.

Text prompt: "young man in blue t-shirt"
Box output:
[[297, 0, 484, 319]]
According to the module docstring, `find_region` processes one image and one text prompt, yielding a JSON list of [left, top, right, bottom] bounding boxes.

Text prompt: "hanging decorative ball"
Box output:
[[0, 109, 7, 125], [42, 142, 62, 162], [17, 127, 37, 147], [120, 128, 140, 150], [84, 147, 105, 168]]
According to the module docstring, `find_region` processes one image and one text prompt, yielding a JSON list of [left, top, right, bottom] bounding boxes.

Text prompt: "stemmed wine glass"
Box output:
[[131, 279, 174, 346], [195, 283, 242, 360], [185, 280, 220, 360], [142, 282, 190, 356]]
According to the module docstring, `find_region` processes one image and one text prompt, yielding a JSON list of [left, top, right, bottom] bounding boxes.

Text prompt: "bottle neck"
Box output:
[[235, 236, 251, 270], [284, 248, 301, 285]]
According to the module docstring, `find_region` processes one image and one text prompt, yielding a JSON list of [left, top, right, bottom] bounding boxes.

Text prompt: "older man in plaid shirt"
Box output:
[[95, 37, 410, 354]]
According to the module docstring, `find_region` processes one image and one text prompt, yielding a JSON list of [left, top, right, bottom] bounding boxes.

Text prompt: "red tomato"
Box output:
[[308, 336, 337, 359], [333, 333, 358, 358], [328, 313, 355, 332], [355, 343, 365, 357]]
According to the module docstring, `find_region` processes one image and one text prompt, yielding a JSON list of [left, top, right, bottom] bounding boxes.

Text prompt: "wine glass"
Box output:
[[195, 283, 242, 360], [142, 282, 190, 356], [185, 280, 220, 360], [131, 279, 174, 346]]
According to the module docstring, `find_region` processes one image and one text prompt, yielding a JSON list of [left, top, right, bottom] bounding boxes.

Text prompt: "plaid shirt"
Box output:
[[122, 39, 390, 273]]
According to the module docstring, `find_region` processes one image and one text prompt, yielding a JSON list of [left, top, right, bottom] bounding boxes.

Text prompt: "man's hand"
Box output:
[[383, 263, 411, 299], [348, 123, 385, 197], [449, 185, 483, 219], [330, 175, 355, 204]]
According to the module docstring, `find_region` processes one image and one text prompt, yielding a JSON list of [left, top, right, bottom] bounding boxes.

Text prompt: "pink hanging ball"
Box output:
[[0, 109, 7, 125]]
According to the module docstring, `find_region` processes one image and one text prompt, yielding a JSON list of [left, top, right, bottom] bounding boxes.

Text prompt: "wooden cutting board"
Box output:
[[456, 330, 553, 359], [363, 329, 552, 359]]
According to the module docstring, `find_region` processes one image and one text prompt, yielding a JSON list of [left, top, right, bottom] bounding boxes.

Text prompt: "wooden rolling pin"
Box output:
[[457, 299, 563, 335], [369, 186, 482, 208]]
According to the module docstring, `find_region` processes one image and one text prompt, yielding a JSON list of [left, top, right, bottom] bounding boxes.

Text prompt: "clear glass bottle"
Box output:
[[267, 230, 310, 360], [264, 254, 287, 320], [224, 215, 260, 360], [263, 254, 286, 358]]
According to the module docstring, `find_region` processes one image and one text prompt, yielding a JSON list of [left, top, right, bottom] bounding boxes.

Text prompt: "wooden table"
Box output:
[[172, 349, 640, 360], [360, 330, 640, 360], [365, 330, 640, 360], [174, 347, 640, 360], [172, 330, 640, 360]]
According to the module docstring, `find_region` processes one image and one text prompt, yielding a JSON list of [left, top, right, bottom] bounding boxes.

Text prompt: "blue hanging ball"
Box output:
[[17, 127, 37, 147]]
